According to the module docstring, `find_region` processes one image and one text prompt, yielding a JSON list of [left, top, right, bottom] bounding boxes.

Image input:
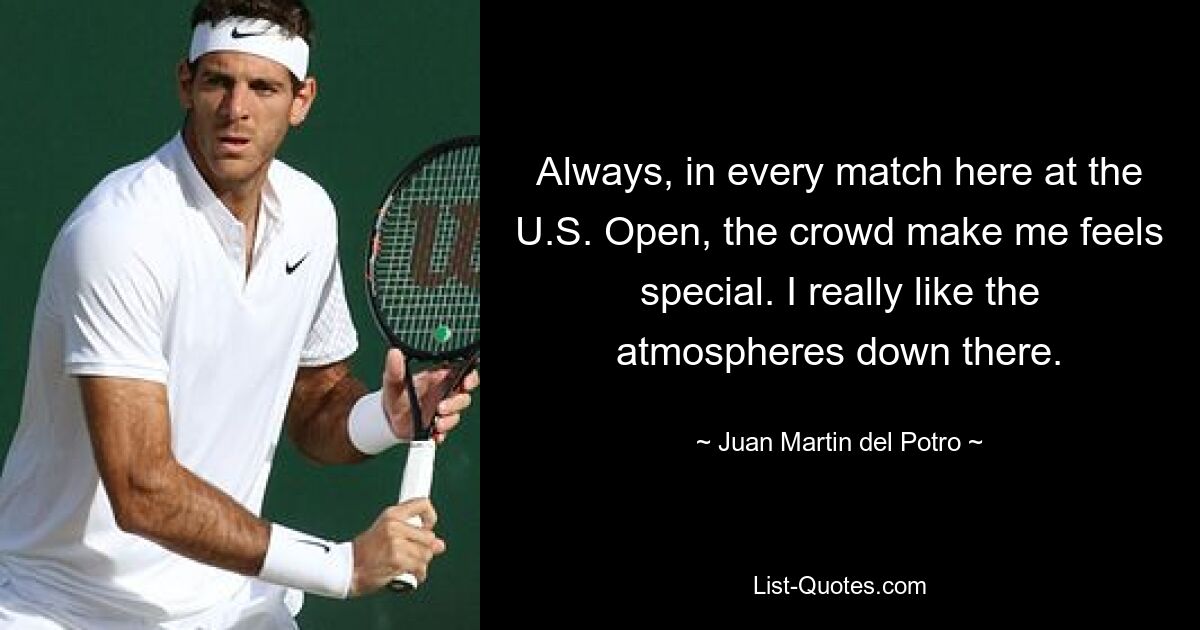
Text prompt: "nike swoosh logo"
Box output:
[[286, 253, 309, 275], [296, 539, 331, 553], [231, 26, 272, 39]]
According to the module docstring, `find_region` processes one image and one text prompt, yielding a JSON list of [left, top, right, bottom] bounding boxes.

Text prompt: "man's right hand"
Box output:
[[349, 498, 446, 596]]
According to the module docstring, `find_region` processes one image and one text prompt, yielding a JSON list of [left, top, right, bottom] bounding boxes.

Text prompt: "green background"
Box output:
[[0, 1, 480, 628]]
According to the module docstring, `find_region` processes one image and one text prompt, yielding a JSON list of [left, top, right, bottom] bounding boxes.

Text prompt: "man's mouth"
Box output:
[[218, 135, 251, 151]]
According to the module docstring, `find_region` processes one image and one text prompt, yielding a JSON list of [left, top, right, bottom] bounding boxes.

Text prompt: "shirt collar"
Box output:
[[164, 131, 286, 229]]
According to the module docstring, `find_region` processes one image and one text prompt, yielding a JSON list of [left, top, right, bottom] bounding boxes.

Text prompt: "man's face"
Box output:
[[178, 51, 316, 191]]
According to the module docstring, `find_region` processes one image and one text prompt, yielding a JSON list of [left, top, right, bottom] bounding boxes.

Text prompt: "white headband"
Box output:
[[189, 17, 309, 80]]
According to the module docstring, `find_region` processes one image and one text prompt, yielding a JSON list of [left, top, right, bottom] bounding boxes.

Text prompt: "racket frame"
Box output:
[[361, 135, 480, 594], [364, 134, 480, 364]]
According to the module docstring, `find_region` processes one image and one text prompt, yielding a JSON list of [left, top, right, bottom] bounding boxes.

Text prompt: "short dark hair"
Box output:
[[191, 0, 314, 45]]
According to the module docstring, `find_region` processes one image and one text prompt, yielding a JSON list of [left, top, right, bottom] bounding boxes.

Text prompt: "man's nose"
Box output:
[[218, 83, 251, 120]]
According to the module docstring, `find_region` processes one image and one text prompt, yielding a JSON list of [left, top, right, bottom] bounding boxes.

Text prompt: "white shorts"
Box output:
[[0, 567, 303, 630]]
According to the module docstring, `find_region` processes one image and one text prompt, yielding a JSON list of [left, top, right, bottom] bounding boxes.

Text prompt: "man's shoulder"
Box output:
[[78, 144, 184, 219], [270, 157, 335, 210], [52, 147, 182, 264], [268, 158, 340, 242]]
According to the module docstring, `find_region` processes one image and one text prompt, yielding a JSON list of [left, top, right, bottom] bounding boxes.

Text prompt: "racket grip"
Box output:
[[389, 440, 437, 593]]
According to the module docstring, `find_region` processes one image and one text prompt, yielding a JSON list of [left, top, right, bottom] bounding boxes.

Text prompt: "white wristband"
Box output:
[[348, 390, 404, 455], [259, 523, 353, 599]]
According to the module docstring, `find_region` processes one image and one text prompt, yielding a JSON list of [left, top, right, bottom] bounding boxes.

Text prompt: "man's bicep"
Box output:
[[288, 360, 353, 424], [78, 376, 174, 528], [286, 360, 372, 464]]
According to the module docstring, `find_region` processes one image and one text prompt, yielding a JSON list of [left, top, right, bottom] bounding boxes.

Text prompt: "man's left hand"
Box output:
[[381, 349, 480, 443]]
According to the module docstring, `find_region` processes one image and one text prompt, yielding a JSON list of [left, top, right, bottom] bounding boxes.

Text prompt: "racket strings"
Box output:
[[373, 143, 480, 353]]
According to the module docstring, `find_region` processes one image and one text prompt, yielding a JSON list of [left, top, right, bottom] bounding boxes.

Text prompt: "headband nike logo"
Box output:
[[231, 26, 273, 39], [296, 539, 331, 553], [286, 253, 309, 275]]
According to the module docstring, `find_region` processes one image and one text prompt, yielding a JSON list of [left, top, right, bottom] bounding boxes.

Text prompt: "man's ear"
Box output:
[[177, 59, 195, 111], [289, 77, 318, 126]]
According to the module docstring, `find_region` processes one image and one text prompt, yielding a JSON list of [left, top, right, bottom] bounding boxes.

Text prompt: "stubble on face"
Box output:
[[181, 52, 296, 203]]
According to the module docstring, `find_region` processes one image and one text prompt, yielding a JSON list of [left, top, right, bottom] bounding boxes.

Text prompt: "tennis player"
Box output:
[[0, 1, 479, 627]]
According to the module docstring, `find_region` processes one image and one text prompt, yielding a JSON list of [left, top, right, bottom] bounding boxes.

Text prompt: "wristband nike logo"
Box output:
[[286, 253, 309, 275], [297, 539, 331, 553], [231, 26, 272, 38]]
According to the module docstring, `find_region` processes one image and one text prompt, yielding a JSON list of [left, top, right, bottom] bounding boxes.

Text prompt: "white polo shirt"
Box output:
[[0, 133, 357, 623]]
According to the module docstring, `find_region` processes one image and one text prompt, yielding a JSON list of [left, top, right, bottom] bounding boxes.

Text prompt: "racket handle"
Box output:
[[389, 439, 437, 593]]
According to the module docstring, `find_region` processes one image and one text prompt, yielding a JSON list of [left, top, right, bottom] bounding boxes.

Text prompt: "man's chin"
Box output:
[[209, 159, 263, 185]]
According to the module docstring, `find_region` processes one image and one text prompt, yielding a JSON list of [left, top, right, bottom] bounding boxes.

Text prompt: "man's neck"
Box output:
[[214, 187, 263, 226], [182, 125, 267, 225]]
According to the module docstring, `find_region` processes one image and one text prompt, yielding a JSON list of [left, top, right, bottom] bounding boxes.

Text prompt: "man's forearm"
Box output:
[[79, 374, 350, 586], [287, 363, 372, 464], [119, 460, 269, 576]]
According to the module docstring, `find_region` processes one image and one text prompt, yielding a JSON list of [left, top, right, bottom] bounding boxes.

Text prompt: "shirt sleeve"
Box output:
[[299, 253, 359, 367], [53, 210, 173, 383]]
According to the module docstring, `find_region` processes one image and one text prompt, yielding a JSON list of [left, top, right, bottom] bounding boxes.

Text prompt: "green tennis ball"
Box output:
[[434, 325, 453, 343]]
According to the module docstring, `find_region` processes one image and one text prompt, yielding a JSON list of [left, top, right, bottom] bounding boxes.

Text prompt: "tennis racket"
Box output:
[[365, 135, 480, 593]]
